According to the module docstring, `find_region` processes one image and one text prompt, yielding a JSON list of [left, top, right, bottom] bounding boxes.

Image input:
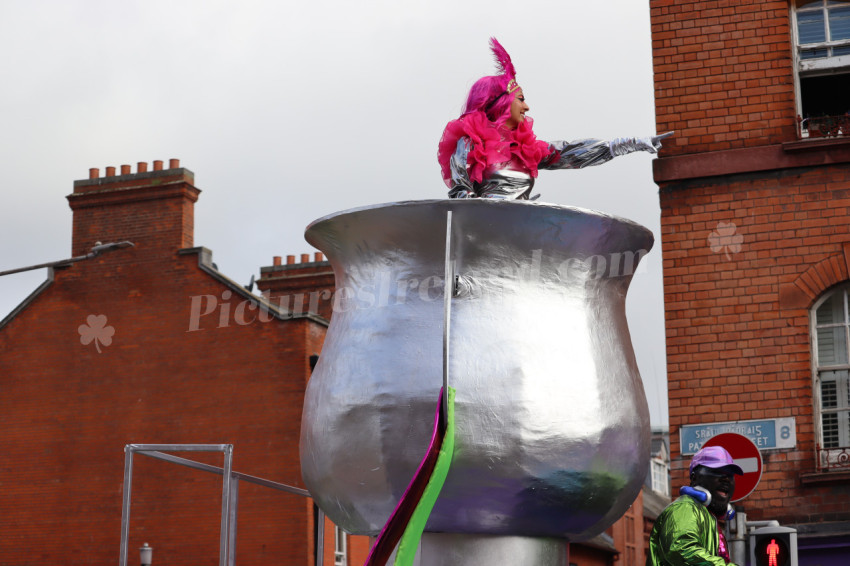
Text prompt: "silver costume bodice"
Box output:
[[447, 137, 617, 200]]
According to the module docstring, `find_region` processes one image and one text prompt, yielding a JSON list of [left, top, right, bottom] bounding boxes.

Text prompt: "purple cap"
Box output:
[[690, 446, 744, 475]]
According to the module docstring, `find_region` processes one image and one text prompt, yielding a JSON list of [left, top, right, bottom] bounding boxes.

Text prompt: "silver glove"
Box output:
[[608, 131, 674, 156]]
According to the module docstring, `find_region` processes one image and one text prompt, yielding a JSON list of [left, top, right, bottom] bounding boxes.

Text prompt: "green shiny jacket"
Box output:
[[646, 495, 736, 566]]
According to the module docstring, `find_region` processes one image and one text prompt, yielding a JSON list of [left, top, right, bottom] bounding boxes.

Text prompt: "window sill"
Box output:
[[653, 137, 850, 183], [783, 136, 850, 153], [801, 469, 850, 486]]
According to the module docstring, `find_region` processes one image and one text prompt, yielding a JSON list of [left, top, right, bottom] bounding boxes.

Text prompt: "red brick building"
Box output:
[[651, 1, 850, 563], [0, 161, 368, 566]]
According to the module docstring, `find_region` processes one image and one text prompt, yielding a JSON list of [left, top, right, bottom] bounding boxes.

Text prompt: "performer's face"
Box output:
[[505, 90, 529, 129], [692, 466, 736, 518]]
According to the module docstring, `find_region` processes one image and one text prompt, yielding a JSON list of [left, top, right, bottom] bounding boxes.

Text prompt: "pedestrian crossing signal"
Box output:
[[755, 536, 787, 566], [750, 526, 797, 566]]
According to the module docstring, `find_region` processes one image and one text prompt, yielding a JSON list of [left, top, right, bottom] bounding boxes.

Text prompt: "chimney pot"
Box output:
[[314, 252, 323, 262], [301, 253, 310, 263], [286, 255, 295, 265], [273, 256, 282, 266], [153, 160, 163, 171], [169, 158, 180, 169], [137, 162, 148, 173], [71, 156, 199, 259]]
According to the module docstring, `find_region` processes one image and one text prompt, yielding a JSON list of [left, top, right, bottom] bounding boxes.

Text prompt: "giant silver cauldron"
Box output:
[[301, 199, 652, 544]]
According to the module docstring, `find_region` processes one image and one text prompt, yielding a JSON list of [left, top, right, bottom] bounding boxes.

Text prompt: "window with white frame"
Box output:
[[651, 458, 670, 497], [334, 525, 347, 566], [793, 0, 850, 136], [812, 286, 850, 466]]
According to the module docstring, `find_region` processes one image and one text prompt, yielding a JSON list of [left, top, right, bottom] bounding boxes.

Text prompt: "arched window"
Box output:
[[812, 284, 850, 468]]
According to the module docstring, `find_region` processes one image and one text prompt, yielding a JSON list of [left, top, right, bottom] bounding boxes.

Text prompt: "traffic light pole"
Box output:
[[729, 511, 747, 565]]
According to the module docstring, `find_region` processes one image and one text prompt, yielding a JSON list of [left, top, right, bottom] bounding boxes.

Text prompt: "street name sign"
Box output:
[[680, 417, 796, 455]]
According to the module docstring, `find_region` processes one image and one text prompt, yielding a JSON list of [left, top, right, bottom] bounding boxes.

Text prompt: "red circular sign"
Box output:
[[704, 433, 763, 501]]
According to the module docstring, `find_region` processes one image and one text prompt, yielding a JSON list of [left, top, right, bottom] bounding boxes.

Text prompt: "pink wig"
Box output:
[[461, 38, 520, 125], [463, 76, 516, 124]]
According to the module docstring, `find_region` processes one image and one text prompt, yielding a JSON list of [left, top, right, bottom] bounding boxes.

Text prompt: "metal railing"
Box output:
[[798, 114, 850, 139], [816, 444, 850, 471], [119, 444, 324, 566]]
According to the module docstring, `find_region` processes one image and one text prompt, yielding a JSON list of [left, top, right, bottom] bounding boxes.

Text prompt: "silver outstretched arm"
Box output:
[[542, 131, 674, 170], [542, 139, 615, 170]]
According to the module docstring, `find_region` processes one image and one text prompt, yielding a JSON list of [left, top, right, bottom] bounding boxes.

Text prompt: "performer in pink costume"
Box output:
[[438, 38, 671, 200]]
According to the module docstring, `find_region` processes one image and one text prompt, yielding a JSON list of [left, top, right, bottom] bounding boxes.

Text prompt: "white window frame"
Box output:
[[651, 458, 669, 497], [334, 525, 347, 566], [811, 285, 850, 469], [791, 0, 850, 136]]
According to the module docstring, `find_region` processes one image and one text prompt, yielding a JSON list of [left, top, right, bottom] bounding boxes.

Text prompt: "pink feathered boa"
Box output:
[[438, 111, 552, 187]]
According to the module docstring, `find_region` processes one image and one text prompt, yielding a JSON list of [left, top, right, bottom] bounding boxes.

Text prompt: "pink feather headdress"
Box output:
[[489, 37, 519, 94]]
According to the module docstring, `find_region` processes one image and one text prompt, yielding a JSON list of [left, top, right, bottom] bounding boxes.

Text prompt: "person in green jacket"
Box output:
[[647, 446, 744, 565]]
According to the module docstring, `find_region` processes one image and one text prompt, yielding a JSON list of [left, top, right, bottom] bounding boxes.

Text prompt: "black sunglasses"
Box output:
[[696, 467, 736, 479]]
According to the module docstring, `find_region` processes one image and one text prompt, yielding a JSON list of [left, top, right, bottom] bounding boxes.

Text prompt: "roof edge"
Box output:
[[178, 247, 329, 327], [0, 267, 59, 330]]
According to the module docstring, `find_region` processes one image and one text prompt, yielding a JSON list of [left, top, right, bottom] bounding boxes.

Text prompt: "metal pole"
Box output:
[[129, 443, 232, 452], [119, 446, 134, 566], [0, 241, 134, 277], [730, 510, 746, 566], [136, 449, 309, 496], [316, 507, 326, 566], [442, 210, 454, 427], [219, 445, 234, 566], [228, 477, 239, 566]]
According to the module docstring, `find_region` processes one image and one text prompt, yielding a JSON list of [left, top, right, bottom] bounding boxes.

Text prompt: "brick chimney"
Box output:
[[67, 160, 199, 257], [257, 252, 335, 320]]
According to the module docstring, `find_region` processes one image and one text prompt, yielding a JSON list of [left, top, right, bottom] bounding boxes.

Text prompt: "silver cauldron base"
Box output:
[[392, 533, 567, 566], [302, 200, 653, 541]]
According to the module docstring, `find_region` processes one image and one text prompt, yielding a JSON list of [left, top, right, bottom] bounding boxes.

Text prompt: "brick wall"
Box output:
[[258, 254, 335, 322], [660, 162, 850, 524], [651, 0, 798, 156], [0, 162, 326, 565], [568, 542, 613, 566], [611, 489, 645, 566]]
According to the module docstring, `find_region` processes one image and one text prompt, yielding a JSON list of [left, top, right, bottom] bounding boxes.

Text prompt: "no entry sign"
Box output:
[[704, 432, 763, 501]]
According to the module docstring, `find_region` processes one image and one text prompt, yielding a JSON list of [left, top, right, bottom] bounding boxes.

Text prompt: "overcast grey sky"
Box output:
[[0, 0, 669, 425]]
